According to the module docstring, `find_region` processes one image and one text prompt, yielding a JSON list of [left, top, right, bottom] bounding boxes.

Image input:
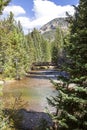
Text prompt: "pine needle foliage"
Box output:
[[48, 0, 87, 129]]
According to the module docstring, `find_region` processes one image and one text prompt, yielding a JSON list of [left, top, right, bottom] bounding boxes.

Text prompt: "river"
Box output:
[[3, 69, 59, 112]]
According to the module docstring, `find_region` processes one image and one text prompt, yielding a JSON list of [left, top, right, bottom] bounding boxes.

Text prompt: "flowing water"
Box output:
[[3, 69, 59, 112]]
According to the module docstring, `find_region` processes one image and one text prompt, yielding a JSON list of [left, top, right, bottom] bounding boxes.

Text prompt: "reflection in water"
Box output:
[[3, 70, 58, 112]]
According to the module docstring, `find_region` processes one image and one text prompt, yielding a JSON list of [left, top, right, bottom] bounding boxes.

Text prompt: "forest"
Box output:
[[0, 0, 87, 130]]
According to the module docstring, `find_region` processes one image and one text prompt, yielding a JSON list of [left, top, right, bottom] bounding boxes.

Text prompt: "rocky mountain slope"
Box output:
[[40, 18, 69, 40]]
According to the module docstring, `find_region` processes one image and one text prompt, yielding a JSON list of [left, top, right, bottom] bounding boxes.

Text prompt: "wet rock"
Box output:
[[12, 109, 53, 130]]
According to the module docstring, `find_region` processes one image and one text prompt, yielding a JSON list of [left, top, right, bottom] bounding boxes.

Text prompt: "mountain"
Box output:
[[40, 18, 69, 40]]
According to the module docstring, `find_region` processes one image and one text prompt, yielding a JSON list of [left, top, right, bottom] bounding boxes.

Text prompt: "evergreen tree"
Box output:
[[26, 33, 36, 67], [41, 38, 51, 62], [48, 0, 87, 129], [0, 1, 13, 129], [51, 27, 64, 65], [30, 28, 51, 63], [0, 0, 11, 14], [0, 12, 29, 79], [30, 28, 42, 62]]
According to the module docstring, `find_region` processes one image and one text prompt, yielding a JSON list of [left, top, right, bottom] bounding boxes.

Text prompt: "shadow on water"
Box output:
[[4, 108, 53, 130]]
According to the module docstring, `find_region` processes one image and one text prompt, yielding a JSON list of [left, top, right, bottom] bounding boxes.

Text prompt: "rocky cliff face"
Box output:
[[40, 18, 69, 40]]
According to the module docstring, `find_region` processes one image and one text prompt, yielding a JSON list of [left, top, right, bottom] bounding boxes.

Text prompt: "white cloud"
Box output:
[[19, 0, 75, 33], [2, 0, 75, 34], [33, 0, 74, 21], [3, 5, 26, 16], [16, 17, 30, 28], [22, 0, 75, 32]]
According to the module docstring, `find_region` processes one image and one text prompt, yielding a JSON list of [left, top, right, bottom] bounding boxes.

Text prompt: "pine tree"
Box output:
[[51, 27, 64, 65], [0, 1, 13, 129], [26, 33, 36, 67], [48, 0, 87, 129], [30, 28, 51, 63], [41, 38, 51, 62], [0, 12, 29, 79], [0, 0, 11, 14]]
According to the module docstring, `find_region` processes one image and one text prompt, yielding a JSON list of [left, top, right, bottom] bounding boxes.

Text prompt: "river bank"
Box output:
[[2, 69, 58, 129], [2, 68, 69, 129], [3, 69, 59, 112]]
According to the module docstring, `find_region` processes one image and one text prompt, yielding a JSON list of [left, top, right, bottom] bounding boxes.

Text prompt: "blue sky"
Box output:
[[3, 0, 79, 33], [10, 0, 79, 17]]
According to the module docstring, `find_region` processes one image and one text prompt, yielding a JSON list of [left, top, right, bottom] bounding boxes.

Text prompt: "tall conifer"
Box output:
[[0, 0, 11, 14], [48, 0, 87, 129]]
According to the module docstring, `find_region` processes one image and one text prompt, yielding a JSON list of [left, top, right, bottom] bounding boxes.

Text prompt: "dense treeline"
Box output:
[[0, 13, 51, 79], [0, 1, 66, 80], [0, 1, 13, 129], [26, 28, 51, 65], [51, 27, 65, 65], [0, 12, 28, 78]]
